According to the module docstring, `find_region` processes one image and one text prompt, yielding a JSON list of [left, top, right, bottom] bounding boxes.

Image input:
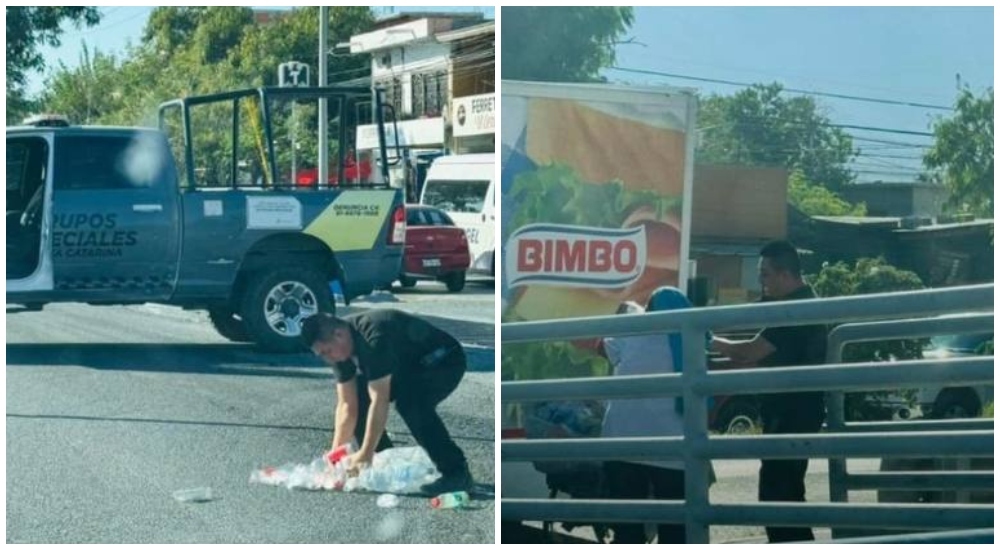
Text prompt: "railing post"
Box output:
[[826, 337, 850, 539], [682, 327, 711, 544]]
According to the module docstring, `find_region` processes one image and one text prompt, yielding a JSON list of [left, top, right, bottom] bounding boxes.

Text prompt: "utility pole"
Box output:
[[318, 6, 329, 187], [278, 61, 310, 184]]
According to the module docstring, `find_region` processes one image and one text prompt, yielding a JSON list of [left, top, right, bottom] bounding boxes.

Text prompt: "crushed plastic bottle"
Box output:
[[376, 493, 400, 508], [250, 446, 439, 494], [430, 491, 470, 509]]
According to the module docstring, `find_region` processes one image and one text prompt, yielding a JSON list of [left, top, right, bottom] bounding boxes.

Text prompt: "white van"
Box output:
[[419, 154, 495, 276]]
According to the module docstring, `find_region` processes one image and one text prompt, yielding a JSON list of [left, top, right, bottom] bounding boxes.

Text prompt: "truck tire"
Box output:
[[931, 389, 981, 419], [398, 275, 417, 289], [444, 271, 466, 293], [713, 397, 761, 435], [240, 266, 334, 353], [208, 308, 252, 343]]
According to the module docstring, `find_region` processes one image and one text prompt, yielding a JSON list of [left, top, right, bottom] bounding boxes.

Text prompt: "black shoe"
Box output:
[[420, 467, 474, 496]]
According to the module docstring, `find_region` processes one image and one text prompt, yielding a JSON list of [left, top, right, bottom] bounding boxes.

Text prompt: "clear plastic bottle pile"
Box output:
[[250, 446, 440, 495]]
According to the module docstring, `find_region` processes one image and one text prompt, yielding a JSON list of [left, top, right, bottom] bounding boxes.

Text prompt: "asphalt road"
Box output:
[[6, 288, 495, 544]]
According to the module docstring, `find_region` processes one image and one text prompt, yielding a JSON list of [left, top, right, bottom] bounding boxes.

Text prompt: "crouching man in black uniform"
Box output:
[[302, 309, 472, 495]]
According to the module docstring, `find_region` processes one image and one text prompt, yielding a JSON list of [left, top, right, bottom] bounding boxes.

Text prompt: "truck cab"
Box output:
[[7, 87, 407, 352]]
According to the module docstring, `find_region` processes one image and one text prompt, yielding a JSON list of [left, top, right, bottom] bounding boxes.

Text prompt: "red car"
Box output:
[[399, 205, 470, 292]]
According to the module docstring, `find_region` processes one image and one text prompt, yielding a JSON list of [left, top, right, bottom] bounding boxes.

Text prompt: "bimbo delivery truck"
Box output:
[[500, 80, 698, 499]]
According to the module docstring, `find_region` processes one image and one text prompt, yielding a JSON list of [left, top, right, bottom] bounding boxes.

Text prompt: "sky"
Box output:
[[605, 6, 994, 183], [27, 5, 495, 94]]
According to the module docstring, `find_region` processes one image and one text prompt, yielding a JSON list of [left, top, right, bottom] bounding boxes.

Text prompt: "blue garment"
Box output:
[[646, 286, 713, 414]]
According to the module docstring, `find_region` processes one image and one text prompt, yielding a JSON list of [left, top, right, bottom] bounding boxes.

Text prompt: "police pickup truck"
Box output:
[[7, 87, 405, 352]]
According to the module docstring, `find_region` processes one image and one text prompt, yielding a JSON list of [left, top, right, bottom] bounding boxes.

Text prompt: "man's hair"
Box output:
[[760, 240, 802, 278], [301, 312, 350, 347]]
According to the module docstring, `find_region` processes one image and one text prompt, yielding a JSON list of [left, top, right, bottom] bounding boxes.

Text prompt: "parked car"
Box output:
[[399, 205, 470, 292], [920, 332, 993, 418]]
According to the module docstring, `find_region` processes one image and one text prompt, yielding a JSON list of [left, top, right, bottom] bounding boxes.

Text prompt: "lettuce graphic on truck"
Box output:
[[500, 81, 696, 497]]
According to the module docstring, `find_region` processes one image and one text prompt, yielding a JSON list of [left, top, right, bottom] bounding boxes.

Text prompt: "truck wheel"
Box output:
[[713, 398, 761, 435], [208, 308, 252, 343], [932, 390, 980, 419], [241, 267, 334, 353], [398, 275, 417, 289], [444, 271, 466, 293]]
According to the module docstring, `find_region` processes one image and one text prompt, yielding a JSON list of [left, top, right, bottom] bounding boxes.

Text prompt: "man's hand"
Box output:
[[346, 449, 375, 476], [711, 335, 775, 365]]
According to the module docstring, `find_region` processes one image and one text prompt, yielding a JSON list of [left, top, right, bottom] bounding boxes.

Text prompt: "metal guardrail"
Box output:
[[824, 313, 995, 538], [500, 284, 994, 543]]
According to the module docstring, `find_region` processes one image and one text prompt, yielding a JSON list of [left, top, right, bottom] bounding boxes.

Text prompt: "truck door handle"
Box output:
[[133, 204, 163, 213]]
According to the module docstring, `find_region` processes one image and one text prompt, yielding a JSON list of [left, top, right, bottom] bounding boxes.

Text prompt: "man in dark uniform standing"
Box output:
[[302, 309, 473, 495], [710, 240, 827, 542]]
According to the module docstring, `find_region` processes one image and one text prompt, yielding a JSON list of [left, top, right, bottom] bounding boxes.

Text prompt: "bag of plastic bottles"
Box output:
[[250, 446, 440, 495]]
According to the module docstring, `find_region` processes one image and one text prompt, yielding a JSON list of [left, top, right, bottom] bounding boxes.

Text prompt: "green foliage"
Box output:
[[40, 7, 374, 123], [501, 342, 611, 382], [698, 83, 857, 191], [924, 88, 994, 218], [37, 7, 376, 187], [809, 258, 926, 421], [501, 7, 633, 82], [984, 402, 993, 418], [788, 170, 866, 216], [6, 6, 101, 123], [508, 163, 679, 236], [42, 46, 130, 125]]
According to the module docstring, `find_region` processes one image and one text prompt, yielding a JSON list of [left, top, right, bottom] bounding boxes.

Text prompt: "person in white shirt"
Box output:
[[600, 286, 696, 544]]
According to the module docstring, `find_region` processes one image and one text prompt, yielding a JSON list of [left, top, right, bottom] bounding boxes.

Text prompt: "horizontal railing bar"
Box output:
[[500, 500, 993, 529], [707, 502, 993, 529], [844, 471, 994, 491], [702, 432, 994, 459], [501, 285, 993, 343], [501, 499, 685, 523], [826, 528, 994, 544], [697, 358, 993, 396], [501, 358, 992, 403], [837, 418, 994, 433], [826, 314, 994, 362], [501, 432, 994, 462]]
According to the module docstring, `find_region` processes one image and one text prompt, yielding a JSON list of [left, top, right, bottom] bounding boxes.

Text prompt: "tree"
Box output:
[[500, 7, 633, 82], [6, 6, 101, 123], [788, 170, 866, 217], [924, 88, 993, 218], [698, 83, 858, 191], [808, 257, 926, 421], [41, 46, 129, 124]]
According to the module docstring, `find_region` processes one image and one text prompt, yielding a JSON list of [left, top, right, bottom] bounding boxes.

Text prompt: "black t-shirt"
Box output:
[[757, 285, 827, 427], [331, 309, 461, 385]]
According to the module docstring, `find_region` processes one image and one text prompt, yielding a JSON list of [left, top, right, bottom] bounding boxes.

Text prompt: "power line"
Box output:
[[848, 136, 933, 148], [60, 7, 153, 37], [701, 117, 936, 140], [832, 124, 934, 137], [608, 65, 955, 111]]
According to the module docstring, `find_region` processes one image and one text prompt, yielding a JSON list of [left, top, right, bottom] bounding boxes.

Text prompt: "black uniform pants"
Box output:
[[354, 347, 468, 475], [604, 461, 686, 544], [759, 411, 824, 543]]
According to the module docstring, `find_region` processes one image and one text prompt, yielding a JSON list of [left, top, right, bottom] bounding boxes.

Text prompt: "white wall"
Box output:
[[370, 41, 451, 117]]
